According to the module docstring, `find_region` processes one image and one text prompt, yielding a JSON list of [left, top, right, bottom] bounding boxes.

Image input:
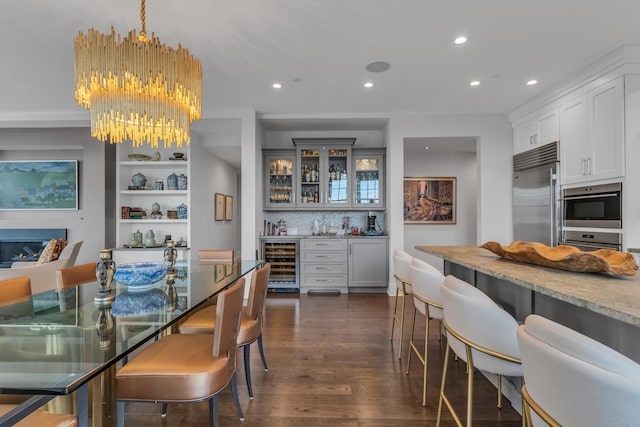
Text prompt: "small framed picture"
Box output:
[[224, 195, 233, 221], [214, 193, 225, 221]]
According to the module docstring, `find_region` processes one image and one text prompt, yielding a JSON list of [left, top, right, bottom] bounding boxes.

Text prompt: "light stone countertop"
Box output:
[[417, 245, 640, 327]]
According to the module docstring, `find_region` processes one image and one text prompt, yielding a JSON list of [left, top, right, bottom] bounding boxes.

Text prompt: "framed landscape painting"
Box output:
[[0, 160, 78, 210], [403, 177, 456, 224]]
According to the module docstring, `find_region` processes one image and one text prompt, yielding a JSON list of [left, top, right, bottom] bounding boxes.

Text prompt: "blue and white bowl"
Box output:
[[114, 261, 170, 290]]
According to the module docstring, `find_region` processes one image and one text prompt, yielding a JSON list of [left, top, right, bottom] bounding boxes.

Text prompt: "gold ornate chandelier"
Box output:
[[74, 0, 202, 148]]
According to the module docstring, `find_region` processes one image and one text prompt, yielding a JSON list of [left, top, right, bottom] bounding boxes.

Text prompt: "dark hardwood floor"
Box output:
[[124, 294, 522, 426]]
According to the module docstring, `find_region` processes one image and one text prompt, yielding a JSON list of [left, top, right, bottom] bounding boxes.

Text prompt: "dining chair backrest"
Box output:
[[518, 314, 640, 426], [0, 276, 32, 305], [409, 264, 444, 319], [246, 263, 271, 322], [411, 257, 441, 275], [56, 262, 96, 289], [394, 248, 412, 259], [212, 278, 245, 372], [441, 275, 521, 375], [393, 255, 412, 285], [199, 249, 234, 261]]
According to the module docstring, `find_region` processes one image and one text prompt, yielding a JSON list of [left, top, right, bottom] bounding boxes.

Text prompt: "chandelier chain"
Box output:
[[140, 0, 147, 38]]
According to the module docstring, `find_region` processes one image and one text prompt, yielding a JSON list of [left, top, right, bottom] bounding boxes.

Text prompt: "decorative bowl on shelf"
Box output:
[[114, 261, 171, 290]]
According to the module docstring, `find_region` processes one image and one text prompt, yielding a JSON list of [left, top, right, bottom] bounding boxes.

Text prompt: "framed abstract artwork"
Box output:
[[403, 177, 456, 224], [0, 160, 79, 210]]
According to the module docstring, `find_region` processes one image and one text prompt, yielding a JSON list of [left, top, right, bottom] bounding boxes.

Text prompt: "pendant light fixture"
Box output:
[[74, 0, 202, 148]]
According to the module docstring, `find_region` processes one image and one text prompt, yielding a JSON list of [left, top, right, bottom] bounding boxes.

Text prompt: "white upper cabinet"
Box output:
[[560, 76, 624, 185], [513, 107, 559, 154]]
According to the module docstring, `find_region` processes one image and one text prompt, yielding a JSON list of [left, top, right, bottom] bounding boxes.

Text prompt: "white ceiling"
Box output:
[[2, 0, 640, 165]]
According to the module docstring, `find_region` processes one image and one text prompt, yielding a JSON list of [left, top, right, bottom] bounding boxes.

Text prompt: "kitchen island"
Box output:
[[417, 245, 640, 362]]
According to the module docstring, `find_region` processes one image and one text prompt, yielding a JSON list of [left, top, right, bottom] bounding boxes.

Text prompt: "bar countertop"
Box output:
[[417, 245, 640, 327]]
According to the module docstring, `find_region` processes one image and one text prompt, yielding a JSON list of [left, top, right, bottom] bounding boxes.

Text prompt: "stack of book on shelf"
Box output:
[[129, 207, 146, 219]]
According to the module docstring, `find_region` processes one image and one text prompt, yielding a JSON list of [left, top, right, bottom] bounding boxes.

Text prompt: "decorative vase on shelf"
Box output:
[[131, 172, 147, 188], [131, 229, 143, 247], [177, 173, 188, 190], [145, 230, 156, 247], [176, 203, 188, 219], [167, 172, 178, 190]]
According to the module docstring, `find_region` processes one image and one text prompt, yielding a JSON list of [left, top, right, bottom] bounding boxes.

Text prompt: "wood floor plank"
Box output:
[[123, 293, 522, 426]]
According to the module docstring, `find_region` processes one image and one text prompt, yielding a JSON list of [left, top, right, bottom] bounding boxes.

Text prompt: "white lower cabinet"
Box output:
[[300, 239, 348, 294]]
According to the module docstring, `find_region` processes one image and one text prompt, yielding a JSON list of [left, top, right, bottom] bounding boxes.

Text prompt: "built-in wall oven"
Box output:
[[562, 183, 622, 229], [560, 230, 622, 252]]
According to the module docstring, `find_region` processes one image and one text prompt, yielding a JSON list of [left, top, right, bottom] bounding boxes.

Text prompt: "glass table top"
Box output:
[[0, 259, 262, 395]]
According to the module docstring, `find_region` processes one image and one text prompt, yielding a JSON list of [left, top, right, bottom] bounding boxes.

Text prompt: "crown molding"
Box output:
[[508, 44, 640, 123]]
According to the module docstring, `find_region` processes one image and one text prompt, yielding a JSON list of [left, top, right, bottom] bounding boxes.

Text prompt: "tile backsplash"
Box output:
[[263, 211, 385, 236]]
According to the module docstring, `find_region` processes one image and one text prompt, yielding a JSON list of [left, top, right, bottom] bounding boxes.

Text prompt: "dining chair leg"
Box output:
[[161, 403, 168, 416], [243, 344, 254, 399], [230, 373, 245, 420], [257, 334, 268, 371], [398, 293, 406, 359], [465, 345, 475, 427], [421, 315, 430, 406], [436, 344, 450, 427], [116, 400, 125, 427], [209, 395, 219, 427], [405, 308, 418, 375], [390, 287, 400, 341]]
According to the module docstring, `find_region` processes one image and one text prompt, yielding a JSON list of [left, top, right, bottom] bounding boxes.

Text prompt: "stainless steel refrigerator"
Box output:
[[512, 142, 560, 246]]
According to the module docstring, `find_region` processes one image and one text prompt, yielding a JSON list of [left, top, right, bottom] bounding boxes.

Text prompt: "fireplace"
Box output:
[[0, 229, 67, 268]]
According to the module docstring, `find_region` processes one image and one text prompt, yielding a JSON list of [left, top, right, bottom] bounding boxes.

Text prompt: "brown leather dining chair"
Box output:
[[55, 262, 96, 289], [198, 249, 234, 261], [179, 263, 271, 399], [0, 276, 78, 426], [115, 278, 246, 427], [0, 276, 32, 305]]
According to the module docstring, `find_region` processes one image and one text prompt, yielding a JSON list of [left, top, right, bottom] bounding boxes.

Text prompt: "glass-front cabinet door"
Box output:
[[352, 151, 384, 209], [298, 147, 321, 207], [295, 141, 352, 209], [264, 150, 296, 210], [325, 147, 350, 207]]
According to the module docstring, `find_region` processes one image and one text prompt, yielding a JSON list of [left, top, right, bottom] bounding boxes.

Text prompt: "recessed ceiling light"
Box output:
[[272, 83, 282, 89], [454, 36, 468, 45], [364, 82, 374, 88], [365, 61, 391, 73], [469, 80, 480, 87], [526, 80, 538, 86], [425, 146, 430, 150]]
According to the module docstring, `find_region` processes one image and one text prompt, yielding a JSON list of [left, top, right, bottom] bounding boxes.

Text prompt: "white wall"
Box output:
[[403, 150, 477, 269], [0, 128, 105, 264], [190, 134, 241, 254], [387, 113, 513, 290]]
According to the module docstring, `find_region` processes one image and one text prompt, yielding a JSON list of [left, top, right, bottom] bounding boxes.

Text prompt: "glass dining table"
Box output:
[[0, 258, 262, 427]]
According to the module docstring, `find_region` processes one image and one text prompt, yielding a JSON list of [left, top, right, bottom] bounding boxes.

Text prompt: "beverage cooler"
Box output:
[[261, 239, 299, 292]]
